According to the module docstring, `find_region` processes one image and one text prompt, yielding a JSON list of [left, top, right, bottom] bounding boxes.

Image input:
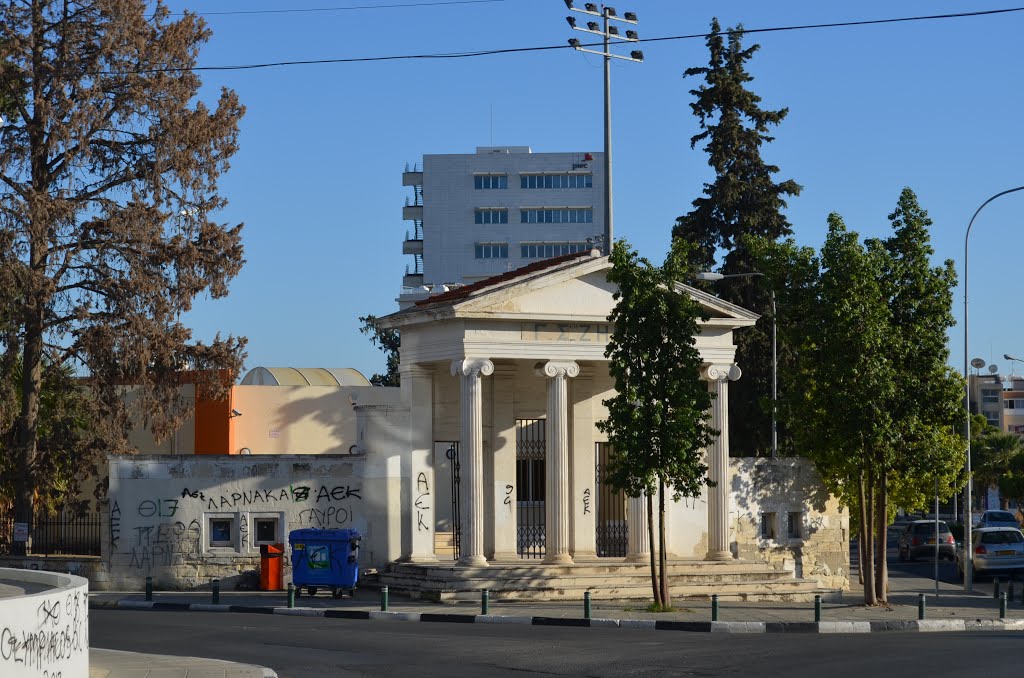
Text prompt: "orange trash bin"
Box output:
[[259, 543, 285, 591]]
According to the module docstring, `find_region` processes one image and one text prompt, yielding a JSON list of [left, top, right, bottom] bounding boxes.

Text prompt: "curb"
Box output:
[[89, 599, 1024, 634]]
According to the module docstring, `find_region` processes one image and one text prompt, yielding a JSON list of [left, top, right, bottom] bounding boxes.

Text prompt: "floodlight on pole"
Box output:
[[564, 3, 642, 255], [696, 271, 778, 458], [962, 184, 1024, 592]]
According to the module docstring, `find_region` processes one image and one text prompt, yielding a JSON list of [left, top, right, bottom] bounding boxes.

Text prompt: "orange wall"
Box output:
[[193, 386, 235, 455]]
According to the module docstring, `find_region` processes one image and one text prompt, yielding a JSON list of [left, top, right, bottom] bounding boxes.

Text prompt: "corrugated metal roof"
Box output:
[[240, 367, 371, 386]]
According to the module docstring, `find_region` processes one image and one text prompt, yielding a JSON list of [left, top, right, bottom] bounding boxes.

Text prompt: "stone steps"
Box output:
[[378, 559, 834, 603]]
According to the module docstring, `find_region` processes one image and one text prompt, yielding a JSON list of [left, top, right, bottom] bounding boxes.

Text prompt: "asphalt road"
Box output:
[[90, 609, 1023, 678]]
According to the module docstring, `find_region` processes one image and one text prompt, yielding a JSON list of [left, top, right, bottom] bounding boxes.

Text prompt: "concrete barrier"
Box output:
[[0, 566, 89, 678]]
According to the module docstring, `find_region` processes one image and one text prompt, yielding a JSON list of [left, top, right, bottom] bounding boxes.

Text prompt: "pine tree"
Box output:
[[674, 19, 801, 456]]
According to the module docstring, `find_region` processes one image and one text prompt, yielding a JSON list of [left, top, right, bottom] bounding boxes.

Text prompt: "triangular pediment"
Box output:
[[382, 254, 759, 329]]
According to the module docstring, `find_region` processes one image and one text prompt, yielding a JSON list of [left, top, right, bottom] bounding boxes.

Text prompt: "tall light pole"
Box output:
[[1004, 353, 1024, 379], [963, 185, 1024, 591], [565, 2, 643, 255], [696, 271, 778, 458]]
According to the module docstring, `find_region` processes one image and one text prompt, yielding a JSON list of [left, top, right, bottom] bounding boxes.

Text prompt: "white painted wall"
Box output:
[[0, 568, 89, 678], [106, 455, 397, 590]]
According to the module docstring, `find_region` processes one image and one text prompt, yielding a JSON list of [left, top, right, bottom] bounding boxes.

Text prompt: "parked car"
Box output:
[[897, 520, 955, 561], [976, 510, 1020, 529], [956, 527, 1024, 580]]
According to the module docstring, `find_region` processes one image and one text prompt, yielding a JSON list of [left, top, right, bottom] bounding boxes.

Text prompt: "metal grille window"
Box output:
[[520, 208, 593, 224], [761, 513, 776, 540], [474, 208, 508, 224], [595, 442, 627, 557], [516, 419, 546, 559], [474, 174, 508, 189], [520, 242, 591, 259], [787, 512, 802, 539], [474, 242, 508, 259], [520, 173, 593, 189]]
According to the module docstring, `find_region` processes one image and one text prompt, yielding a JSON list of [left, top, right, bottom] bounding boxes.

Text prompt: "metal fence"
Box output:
[[516, 418, 546, 559], [0, 507, 102, 556]]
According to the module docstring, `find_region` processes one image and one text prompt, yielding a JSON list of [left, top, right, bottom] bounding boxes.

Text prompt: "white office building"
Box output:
[[399, 146, 605, 305]]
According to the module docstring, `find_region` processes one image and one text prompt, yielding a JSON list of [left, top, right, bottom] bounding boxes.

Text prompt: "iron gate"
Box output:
[[516, 419, 546, 559], [446, 442, 461, 561], [595, 442, 628, 557]]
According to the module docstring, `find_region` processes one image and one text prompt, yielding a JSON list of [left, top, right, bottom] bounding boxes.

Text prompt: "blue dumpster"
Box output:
[[289, 528, 361, 599]]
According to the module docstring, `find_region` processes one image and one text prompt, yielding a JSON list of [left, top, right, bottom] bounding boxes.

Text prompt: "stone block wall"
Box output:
[[106, 454, 390, 590], [730, 458, 850, 590]]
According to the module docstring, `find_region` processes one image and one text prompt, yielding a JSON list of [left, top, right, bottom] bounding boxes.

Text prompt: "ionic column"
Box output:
[[625, 493, 650, 563], [452, 358, 494, 567], [539, 360, 579, 564], [702, 363, 742, 561]]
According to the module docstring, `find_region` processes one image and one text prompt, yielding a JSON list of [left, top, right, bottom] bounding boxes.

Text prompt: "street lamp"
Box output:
[[963, 185, 1024, 591], [564, 2, 642, 255], [1004, 353, 1024, 379], [696, 271, 778, 458]]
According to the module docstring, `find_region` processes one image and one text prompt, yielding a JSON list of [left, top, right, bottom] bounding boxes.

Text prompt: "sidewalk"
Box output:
[[88, 574, 1024, 631], [91, 648, 277, 678]]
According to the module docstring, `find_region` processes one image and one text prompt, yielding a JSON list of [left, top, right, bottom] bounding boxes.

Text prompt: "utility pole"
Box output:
[[564, 2, 642, 255]]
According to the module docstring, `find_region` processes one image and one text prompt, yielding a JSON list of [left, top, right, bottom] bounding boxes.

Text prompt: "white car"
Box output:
[[956, 527, 1024, 580]]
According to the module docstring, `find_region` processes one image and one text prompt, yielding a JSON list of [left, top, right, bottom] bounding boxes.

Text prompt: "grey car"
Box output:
[[956, 527, 1024, 579], [976, 510, 1020, 529], [897, 520, 955, 561]]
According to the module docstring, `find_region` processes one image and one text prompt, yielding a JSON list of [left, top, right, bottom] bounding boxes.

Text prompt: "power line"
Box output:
[[167, 0, 504, 17], [123, 5, 1024, 74]]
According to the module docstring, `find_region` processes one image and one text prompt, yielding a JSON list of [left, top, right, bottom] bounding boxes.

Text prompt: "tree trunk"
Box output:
[[860, 470, 877, 605], [874, 467, 888, 604], [658, 480, 670, 609], [13, 319, 45, 556], [646, 492, 661, 608]]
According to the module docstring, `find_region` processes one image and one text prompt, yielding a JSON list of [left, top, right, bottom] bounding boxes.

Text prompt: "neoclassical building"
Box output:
[[375, 250, 841, 587]]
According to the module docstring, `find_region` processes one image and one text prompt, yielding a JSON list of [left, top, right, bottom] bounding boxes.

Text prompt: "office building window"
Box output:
[[475, 242, 508, 259], [520, 173, 593, 189], [520, 208, 593, 224], [982, 390, 1000, 404], [520, 242, 591, 259], [475, 208, 508, 224], [474, 174, 508, 190]]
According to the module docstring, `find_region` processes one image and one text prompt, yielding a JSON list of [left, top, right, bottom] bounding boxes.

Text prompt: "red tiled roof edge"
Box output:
[[415, 251, 600, 307]]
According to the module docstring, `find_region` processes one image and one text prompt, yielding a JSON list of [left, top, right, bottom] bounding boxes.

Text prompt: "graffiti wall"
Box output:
[[106, 455, 390, 590], [0, 568, 89, 678]]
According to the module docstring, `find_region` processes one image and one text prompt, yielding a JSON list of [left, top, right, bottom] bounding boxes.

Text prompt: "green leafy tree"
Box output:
[[0, 1, 246, 552], [972, 414, 1024, 502], [750, 189, 965, 605], [673, 19, 802, 457], [598, 239, 717, 610], [358, 315, 400, 386]]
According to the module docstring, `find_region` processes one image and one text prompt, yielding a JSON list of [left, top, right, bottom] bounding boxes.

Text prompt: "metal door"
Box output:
[[595, 442, 628, 557], [516, 419, 546, 559]]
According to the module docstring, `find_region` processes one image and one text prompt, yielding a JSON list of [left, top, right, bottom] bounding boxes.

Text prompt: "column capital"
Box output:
[[536, 360, 580, 379], [702, 363, 742, 382], [451, 358, 494, 378]]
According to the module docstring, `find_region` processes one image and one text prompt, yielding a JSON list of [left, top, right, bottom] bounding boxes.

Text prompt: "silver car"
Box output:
[[956, 527, 1024, 580], [976, 510, 1020, 529]]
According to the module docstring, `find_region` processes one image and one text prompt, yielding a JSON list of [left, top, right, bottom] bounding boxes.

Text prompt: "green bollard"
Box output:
[[918, 593, 926, 620], [381, 585, 389, 612], [711, 594, 719, 622], [584, 591, 591, 620], [482, 589, 490, 615], [211, 579, 220, 605], [814, 595, 822, 623], [994, 577, 1001, 600], [145, 576, 153, 602], [1001, 591, 1008, 619], [287, 583, 295, 609]]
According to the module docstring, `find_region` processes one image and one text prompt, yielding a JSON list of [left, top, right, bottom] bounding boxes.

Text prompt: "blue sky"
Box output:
[[167, 1, 1024, 381]]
